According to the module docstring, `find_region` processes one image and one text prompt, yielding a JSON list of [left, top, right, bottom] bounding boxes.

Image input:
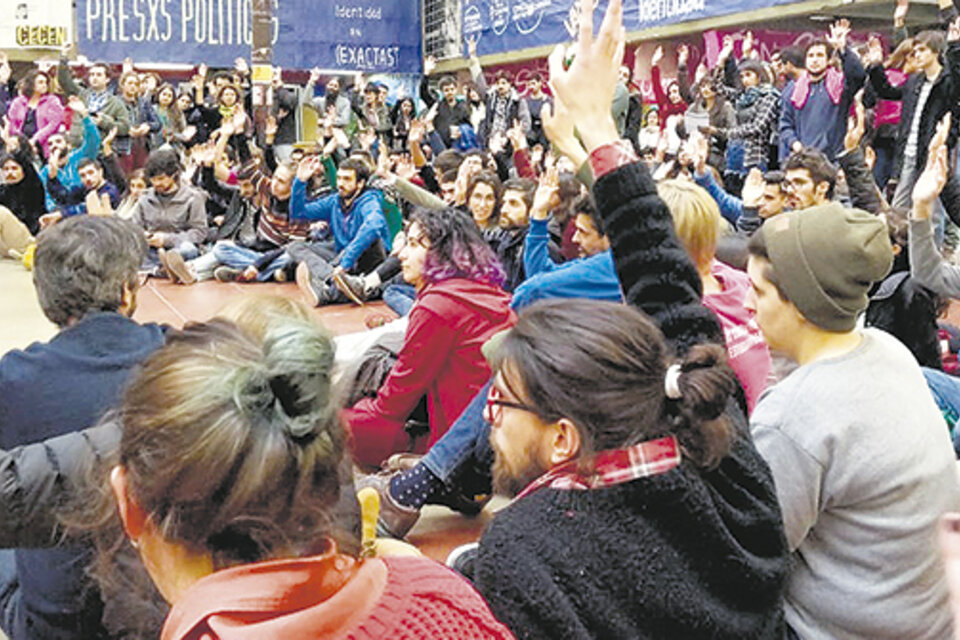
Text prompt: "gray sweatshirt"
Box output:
[[131, 183, 208, 248], [910, 217, 960, 296], [751, 328, 960, 640]]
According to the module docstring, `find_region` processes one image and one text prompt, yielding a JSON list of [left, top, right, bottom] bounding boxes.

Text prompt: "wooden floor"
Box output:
[[0, 259, 499, 569]]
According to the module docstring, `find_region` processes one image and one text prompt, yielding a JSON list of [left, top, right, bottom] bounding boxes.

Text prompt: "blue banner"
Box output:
[[76, 0, 421, 72], [463, 0, 797, 57]]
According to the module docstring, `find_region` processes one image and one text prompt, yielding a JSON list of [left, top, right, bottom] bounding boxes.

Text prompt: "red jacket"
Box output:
[[162, 553, 515, 640], [344, 277, 515, 466], [650, 66, 688, 129]]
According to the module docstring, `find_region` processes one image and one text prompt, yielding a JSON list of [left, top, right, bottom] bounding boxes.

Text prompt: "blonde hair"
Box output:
[[216, 294, 315, 340], [657, 180, 723, 271]]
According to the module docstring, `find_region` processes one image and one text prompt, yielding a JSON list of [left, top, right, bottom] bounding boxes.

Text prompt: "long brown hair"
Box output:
[[492, 300, 737, 468]]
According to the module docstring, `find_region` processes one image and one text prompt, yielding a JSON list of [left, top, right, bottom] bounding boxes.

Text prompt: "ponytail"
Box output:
[[668, 343, 737, 469]]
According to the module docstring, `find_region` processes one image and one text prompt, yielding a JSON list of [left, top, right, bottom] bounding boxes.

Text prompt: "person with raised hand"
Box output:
[[778, 19, 865, 161], [465, 1, 789, 638], [909, 112, 960, 296]]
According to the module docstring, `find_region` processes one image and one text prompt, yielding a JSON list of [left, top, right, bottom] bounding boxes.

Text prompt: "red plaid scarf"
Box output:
[[514, 435, 682, 502]]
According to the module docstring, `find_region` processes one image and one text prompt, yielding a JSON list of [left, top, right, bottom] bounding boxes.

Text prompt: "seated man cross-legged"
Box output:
[[290, 156, 392, 306]]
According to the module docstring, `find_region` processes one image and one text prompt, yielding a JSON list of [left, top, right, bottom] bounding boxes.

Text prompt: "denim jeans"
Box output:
[[421, 379, 494, 496], [893, 157, 946, 245], [213, 241, 290, 282], [922, 367, 960, 456], [143, 242, 200, 271], [383, 283, 417, 317]]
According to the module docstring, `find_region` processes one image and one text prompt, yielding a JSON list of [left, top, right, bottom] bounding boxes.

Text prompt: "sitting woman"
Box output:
[[91, 318, 514, 639], [657, 179, 772, 412], [343, 207, 516, 467]]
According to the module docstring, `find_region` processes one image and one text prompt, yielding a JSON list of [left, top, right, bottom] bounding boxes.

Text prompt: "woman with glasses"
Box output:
[[343, 207, 516, 468]]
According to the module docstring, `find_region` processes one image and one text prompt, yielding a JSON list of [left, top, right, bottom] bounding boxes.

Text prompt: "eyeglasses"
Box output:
[[484, 385, 538, 426]]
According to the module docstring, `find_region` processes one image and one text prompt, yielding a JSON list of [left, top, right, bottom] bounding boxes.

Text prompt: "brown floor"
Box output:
[[141, 278, 499, 563], [132, 277, 394, 335]]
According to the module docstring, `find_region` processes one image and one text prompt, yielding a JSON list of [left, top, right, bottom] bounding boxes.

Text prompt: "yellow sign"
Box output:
[[15, 25, 67, 48], [251, 64, 273, 84]]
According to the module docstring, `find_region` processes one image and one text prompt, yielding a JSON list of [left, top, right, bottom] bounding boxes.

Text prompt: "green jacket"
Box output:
[[57, 59, 130, 146]]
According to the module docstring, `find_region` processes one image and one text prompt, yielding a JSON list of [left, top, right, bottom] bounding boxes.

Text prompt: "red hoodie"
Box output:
[[344, 278, 516, 466], [703, 261, 772, 413]]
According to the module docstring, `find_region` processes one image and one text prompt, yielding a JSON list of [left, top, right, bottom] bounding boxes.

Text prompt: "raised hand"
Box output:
[[507, 118, 528, 150], [844, 92, 866, 152], [530, 166, 561, 220], [741, 168, 765, 207], [296, 155, 321, 182], [466, 34, 478, 58], [67, 94, 88, 118], [198, 63, 208, 79], [828, 19, 851, 51], [0, 53, 10, 84], [690, 133, 709, 173], [865, 36, 884, 66], [743, 31, 755, 58], [102, 126, 118, 155], [651, 45, 664, 67], [424, 55, 437, 76], [122, 57, 134, 75], [407, 117, 425, 143], [676, 44, 689, 67], [264, 114, 278, 139], [912, 113, 951, 215], [60, 41, 72, 59], [950, 16, 960, 43], [719, 35, 734, 61], [894, 0, 909, 25], [234, 57, 250, 76], [546, 0, 624, 153], [309, 67, 322, 85]]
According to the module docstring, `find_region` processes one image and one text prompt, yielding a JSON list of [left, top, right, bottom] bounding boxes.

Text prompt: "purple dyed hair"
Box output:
[[411, 208, 506, 289]]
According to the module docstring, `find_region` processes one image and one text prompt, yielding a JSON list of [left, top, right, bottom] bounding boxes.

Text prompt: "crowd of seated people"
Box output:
[[7, 0, 960, 637]]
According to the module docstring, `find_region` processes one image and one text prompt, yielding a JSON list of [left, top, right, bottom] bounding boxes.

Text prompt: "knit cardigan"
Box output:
[[473, 159, 789, 640]]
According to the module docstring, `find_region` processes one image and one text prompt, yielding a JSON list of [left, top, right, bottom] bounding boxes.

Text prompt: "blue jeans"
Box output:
[[421, 379, 494, 495], [383, 283, 417, 317], [213, 241, 290, 282], [922, 367, 960, 456], [143, 242, 200, 271]]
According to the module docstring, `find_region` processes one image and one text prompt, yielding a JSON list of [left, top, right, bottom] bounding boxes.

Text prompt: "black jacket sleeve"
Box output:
[[0, 422, 120, 548], [837, 149, 883, 214], [591, 160, 724, 356]]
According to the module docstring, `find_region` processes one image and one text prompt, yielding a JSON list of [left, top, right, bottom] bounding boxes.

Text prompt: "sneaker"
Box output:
[[160, 249, 196, 285], [214, 266, 241, 282], [354, 472, 421, 539], [333, 270, 368, 306], [296, 262, 322, 307]]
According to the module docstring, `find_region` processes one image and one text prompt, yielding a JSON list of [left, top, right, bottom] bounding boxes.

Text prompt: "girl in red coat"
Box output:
[[344, 207, 517, 467]]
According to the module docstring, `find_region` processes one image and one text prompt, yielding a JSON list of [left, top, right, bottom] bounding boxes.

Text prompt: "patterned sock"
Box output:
[[389, 464, 444, 509]]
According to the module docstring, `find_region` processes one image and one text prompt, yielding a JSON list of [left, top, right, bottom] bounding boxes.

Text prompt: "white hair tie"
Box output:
[[664, 364, 683, 400]]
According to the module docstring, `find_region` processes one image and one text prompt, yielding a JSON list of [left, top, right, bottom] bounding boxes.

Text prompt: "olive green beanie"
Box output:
[[759, 203, 893, 331]]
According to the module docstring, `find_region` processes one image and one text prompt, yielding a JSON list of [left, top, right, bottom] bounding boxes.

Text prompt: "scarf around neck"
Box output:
[[791, 68, 844, 110]]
